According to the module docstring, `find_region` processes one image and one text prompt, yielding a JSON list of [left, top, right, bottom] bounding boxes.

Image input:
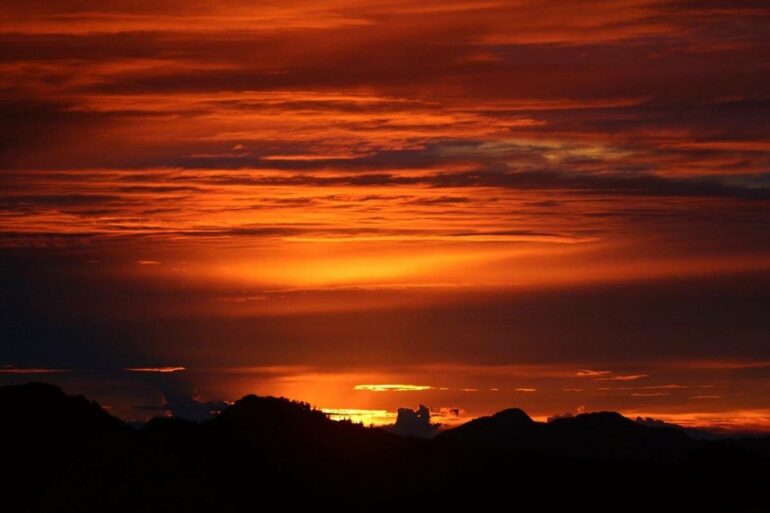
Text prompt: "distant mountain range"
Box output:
[[435, 407, 696, 461], [2, 383, 768, 512]]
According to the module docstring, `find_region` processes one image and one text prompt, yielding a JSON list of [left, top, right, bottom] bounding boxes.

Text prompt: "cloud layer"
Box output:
[[1, 0, 768, 429]]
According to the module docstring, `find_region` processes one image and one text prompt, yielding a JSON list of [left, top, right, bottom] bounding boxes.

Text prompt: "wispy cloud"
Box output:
[[354, 384, 433, 392], [576, 369, 612, 377], [0, 366, 71, 374], [598, 374, 650, 382], [125, 367, 186, 373]]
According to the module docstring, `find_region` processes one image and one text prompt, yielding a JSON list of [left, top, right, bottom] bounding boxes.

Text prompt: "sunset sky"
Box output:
[[1, 0, 769, 431]]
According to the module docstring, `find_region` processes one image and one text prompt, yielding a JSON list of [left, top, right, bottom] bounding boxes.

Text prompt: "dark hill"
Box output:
[[436, 409, 693, 461], [544, 411, 694, 461], [0, 381, 125, 437], [1, 383, 768, 513], [215, 394, 412, 461], [436, 407, 538, 450], [0, 383, 129, 512]]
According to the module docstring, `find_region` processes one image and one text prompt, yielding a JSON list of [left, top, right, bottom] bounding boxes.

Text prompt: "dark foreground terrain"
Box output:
[[2, 383, 768, 512]]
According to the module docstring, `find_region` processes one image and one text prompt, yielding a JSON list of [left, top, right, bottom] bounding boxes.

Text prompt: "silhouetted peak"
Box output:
[[0, 382, 123, 434], [221, 394, 325, 421], [435, 406, 538, 449], [546, 411, 659, 438], [214, 394, 331, 441], [491, 407, 534, 425], [580, 411, 627, 421], [453, 407, 534, 432], [541, 410, 694, 461], [553, 411, 631, 427], [1, 382, 129, 513], [437, 406, 696, 461], [0, 381, 69, 407]]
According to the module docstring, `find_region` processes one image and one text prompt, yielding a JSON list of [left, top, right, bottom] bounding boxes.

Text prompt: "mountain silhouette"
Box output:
[[544, 410, 694, 461], [1, 382, 129, 512], [437, 408, 694, 461], [437, 407, 537, 450], [1, 383, 768, 512]]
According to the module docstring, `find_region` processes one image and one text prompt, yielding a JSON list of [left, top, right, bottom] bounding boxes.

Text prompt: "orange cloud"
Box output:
[[354, 384, 433, 392], [0, 367, 71, 374], [125, 367, 186, 373], [598, 374, 650, 382], [577, 369, 612, 377]]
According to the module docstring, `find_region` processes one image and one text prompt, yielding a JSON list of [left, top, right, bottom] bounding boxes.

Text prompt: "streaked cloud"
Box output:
[[577, 369, 612, 377], [598, 374, 650, 382], [125, 366, 186, 373], [354, 384, 433, 392], [0, 366, 71, 374]]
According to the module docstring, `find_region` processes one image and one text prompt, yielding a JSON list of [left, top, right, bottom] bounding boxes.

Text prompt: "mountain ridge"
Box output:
[[1, 383, 768, 513]]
